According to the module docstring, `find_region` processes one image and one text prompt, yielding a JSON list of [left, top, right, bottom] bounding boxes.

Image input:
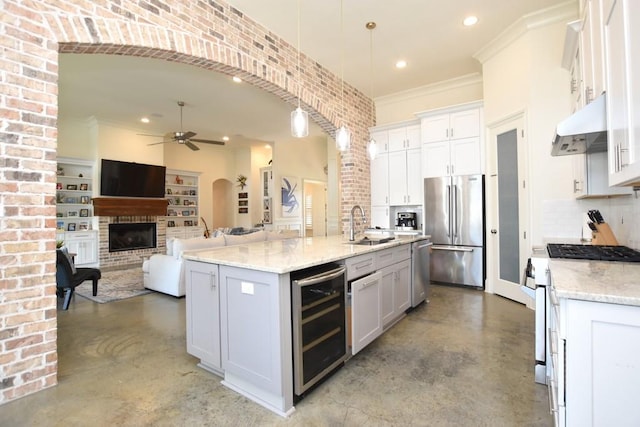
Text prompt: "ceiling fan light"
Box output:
[[367, 137, 377, 160], [336, 125, 351, 152], [291, 107, 309, 138]]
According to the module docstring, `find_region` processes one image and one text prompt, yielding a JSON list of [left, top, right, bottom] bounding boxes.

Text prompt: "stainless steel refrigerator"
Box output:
[[424, 174, 484, 288]]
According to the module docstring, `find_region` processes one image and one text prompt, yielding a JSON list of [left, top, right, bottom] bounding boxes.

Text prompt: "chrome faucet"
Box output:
[[349, 205, 366, 241]]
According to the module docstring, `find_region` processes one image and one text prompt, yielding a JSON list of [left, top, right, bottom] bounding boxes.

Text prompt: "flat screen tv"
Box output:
[[100, 159, 166, 198]]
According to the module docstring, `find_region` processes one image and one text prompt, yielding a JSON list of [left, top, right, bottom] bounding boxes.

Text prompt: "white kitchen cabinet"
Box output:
[[580, 0, 605, 104], [369, 206, 390, 229], [185, 260, 222, 376], [388, 148, 422, 205], [419, 104, 483, 179], [64, 230, 98, 266], [421, 109, 480, 143], [605, 0, 640, 186], [552, 294, 640, 426], [379, 259, 411, 328], [422, 137, 481, 178], [166, 226, 205, 240], [572, 152, 632, 198], [351, 271, 383, 355], [370, 130, 389, 154], [388, 124, 420, 152], [370, 153, 389, 206]]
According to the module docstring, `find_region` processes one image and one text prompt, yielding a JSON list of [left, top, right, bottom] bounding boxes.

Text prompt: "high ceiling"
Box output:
[[58, 0, 570, 147]]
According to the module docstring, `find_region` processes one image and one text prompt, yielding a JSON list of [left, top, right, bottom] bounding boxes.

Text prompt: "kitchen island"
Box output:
[[547, 259, 640, 426], [182, 234, 428, 416]]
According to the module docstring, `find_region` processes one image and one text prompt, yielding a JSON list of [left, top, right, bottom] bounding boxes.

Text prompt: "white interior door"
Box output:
[[486, 113, 530, 305]]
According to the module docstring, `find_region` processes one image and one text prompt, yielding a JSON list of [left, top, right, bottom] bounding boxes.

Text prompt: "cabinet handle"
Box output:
[[446, 165, 449, 175], [210, 272, 216, 290], [446, 129, 449, 138], [451, 164, 454, 175], [359, 279, 377, 290], [585, 86, 593, 104], [407, 195, 410, 203], [450, 128, 454, 138], [620, 147, 629, 168], [573, 179, 581, 193]]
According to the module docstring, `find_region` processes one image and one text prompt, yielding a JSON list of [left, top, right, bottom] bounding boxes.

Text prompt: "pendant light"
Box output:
[[335, 0, 351, 151], [366, 21, 377, 160], [290, 0, 309, 138]]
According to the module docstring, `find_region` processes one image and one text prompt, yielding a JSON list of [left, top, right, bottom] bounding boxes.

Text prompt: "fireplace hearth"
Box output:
[[109, 222, 157, 252]]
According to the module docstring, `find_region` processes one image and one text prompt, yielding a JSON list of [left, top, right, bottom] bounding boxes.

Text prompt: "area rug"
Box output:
[[75, 267, 151, 303]]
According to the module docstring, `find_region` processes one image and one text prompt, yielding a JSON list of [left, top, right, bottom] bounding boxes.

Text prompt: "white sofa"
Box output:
[[142, 229, 298, 297]]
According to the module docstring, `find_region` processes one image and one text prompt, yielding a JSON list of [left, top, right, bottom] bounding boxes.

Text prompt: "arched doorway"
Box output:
[[211, 179, 233, 229]]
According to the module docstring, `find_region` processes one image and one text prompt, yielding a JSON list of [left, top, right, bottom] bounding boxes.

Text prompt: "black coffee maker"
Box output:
[[396, 212, 417, 229]]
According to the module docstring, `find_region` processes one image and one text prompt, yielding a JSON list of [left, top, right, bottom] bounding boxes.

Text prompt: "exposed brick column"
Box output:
[[0, 0, 372, 404]]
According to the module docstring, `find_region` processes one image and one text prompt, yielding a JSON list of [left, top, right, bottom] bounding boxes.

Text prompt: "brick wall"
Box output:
[[1, 0, 371, 404]]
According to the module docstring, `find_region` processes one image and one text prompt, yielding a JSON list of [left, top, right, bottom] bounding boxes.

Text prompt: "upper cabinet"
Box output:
[[388, 124, 420, 152], [604, 0, 640, 185], [419, 103, 483, 178], [370, 120, 422, 209]]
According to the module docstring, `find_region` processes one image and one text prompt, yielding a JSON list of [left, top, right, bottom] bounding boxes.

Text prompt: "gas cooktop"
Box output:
[[547, 243, 640, 262]]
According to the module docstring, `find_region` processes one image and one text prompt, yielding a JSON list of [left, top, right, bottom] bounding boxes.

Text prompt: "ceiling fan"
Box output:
[[141, 101, 225, 151]]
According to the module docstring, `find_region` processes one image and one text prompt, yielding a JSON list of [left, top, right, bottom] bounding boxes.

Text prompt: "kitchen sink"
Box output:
[[348, 236, 395, 246]]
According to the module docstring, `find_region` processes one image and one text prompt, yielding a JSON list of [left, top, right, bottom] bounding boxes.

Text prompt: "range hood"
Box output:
[[551, 93, 607, 156]]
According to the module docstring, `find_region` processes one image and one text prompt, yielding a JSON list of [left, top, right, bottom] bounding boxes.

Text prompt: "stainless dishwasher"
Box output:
[[411, 239, 432, 307], [291, 263, 347, 398]]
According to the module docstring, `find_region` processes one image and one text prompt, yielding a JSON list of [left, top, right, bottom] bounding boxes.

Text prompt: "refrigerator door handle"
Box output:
[[431, 245, 475, 252], [446, 184, 451, 237], [452, 185, 458, 238]]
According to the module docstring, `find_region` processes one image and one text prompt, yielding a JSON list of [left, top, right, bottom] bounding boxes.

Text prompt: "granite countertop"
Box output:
[[550, 258, 640, 306], [183, 234, 429, 274]]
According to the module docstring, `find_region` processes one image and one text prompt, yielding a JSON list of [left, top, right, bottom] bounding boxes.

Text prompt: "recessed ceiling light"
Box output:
[[265, 144, 271, 149], [232, 76, 242, 83], [463, 16, 478, 26], [140, 117, 150, 124], [395, 60, 407, 69], [223, 136, 230, 141]]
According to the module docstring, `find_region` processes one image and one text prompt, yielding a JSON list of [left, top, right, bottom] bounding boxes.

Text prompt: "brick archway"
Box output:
[[1, 0, 371, 404]]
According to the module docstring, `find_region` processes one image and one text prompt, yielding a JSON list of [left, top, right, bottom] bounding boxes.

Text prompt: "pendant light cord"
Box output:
[[297, 0, 301, 109], [369, 24, 374, 125], [340, 0, 345, 125]]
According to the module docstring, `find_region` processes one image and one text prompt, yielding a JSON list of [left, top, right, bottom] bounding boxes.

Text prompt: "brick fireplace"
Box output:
[[94, 197, 169, 269]]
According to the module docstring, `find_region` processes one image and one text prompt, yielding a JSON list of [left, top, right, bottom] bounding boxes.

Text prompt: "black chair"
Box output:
[[56, 249, 101, 310]]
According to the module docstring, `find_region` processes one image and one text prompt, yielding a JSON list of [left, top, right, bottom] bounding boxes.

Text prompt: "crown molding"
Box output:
[[473, 1, 578, 64], [375, 73, 483, 108]]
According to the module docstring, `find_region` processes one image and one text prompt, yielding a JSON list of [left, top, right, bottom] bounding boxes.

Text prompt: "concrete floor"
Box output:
[[0, 284, 552, 426]]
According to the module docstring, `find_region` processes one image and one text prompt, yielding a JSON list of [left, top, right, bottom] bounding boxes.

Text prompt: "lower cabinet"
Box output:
[[380, 260, 411, 328], [351, 271, 383, 355], [185, 260, 222, 375], [552, 294, 640, 426], [64, 230, 98, 266]]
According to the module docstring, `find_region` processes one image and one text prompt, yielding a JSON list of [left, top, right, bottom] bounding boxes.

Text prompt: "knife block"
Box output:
[[592, 222, 619, 246]]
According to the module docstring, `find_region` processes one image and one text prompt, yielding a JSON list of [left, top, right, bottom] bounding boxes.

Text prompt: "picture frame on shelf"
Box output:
[[57, 221, 64, 230], [56, 212, 63, 218], [189, 189, 196, 196], [67, 211, 78, 217], [264, 198, 271, 211], [80, 196, 90, 204], [182, 210, 190, 216], [167, 220, 176, 227], [168, 199, 174, 205], [66, 184, 78, 190], [79, 208, 89, 217], [78, 222, 89, 231], [168, 210, 177, 216], [79, 183, 88, 191], [56, 183, 62, 190], [238, 192, 248, 199], [166, 188, 173, 195], [263, 211, 271, 224], [184, 220, 193, 226], [239, 207, 248, 214], [67, 223, 76, 231], [239, 200, 248, 207], [65, 197, 78, 204]]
